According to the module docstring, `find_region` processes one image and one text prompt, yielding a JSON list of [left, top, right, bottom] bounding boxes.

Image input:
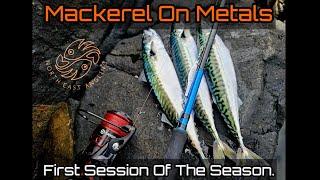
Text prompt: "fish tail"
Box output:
[[191, 141, 210, 169], [199, 152, 210, 169], [236, 146, 269, 166], [212, 141, 225, 165], [212, 141, 236, 165], [220, 141, 237, 161]]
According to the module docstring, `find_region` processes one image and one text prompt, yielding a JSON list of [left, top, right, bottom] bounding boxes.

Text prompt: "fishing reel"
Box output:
[[76, 109, 136, 167]]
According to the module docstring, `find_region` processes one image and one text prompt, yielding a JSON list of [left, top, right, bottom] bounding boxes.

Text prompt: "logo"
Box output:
[[55, 39, 100, 80], [45, 39, 107, 91]]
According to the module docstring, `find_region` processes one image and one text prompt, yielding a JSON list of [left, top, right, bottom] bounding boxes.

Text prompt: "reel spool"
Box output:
[[76, 109, 136, 167]]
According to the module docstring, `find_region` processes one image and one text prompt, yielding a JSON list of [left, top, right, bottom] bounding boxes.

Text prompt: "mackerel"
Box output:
[[197, 25, 265, 164], [170, 23, 236, 162], [142, 28, 209, 167]]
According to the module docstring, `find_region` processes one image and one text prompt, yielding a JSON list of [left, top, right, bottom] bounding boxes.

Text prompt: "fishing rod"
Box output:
[[164, 0, 227, 166]]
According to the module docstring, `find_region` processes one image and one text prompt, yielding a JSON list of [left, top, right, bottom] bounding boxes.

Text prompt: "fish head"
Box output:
[[182, 29, 192, 38], [171, 22, 185, 37], [143, 29, 166, 56], [172, 28, 184, 37], [171, 23, 193, 41], [142, 29, 153, 47]]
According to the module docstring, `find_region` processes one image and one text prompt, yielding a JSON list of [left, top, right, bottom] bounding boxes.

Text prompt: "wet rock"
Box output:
[[110, 34, 142, 56], [238, 59, 264, 91], [274, 122, 286, 180], [265, 63, 285, 98], [88, 25, 107, 42], [253, 131, 278, 159], [105, 54, 143, 76], [68, 98, 81, 122]]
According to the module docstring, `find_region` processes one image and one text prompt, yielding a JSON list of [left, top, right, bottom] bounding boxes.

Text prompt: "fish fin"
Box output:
[[220, 141, 237, 162], [212, 141, 237, 165], [198, 153, 210, 169], [160, 113, 174, 128], [238, 97, 243, 107], [138, 70, 147, 82], [236, 148, 246, 165], [236, 147, 269, 166], [212, 141, 225, 165], [182, 28, 192, 38]]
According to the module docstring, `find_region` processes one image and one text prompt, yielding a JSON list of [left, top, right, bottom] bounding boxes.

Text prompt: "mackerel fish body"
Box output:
[[142, 28, 207, 161], [198, 28, 244, 147], [170, 27, 221, 142], [198, 26, 265, 162]]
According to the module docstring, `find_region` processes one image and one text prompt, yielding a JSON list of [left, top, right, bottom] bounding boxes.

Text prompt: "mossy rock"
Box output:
[[32, 102, 74, 179], [43, 102, 74, 166], [32, 104, 58, 161]]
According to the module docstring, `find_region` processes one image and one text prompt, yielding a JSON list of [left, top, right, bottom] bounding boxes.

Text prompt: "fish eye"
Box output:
[[150, 50, 155, 56], [68, 49, 74, 55], [181, 31, 186, 38]]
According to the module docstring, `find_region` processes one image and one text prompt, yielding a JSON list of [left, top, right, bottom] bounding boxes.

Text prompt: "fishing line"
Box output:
[[130, 89, 153, 139], [137, 87, 153, 116]]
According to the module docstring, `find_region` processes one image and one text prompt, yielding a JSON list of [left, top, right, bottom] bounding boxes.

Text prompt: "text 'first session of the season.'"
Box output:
[[44, 163, 275, 177]]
